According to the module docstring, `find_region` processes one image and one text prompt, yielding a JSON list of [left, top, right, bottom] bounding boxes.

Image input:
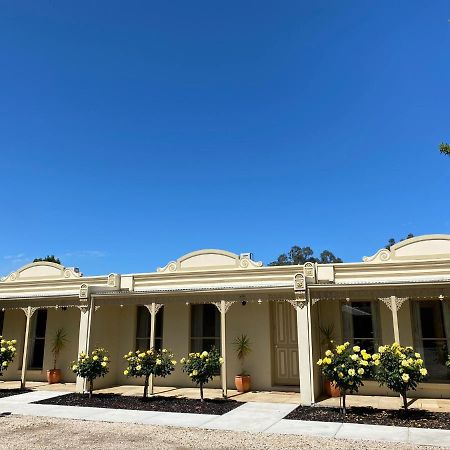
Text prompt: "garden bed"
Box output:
[[36, 393, 240, 415], [285, 405, 450, 430], [0, 389, 30, 399]]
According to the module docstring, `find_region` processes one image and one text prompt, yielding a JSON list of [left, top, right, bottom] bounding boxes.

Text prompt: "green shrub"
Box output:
[[123, 348, 177, 398], [180, 348, 223, 401], [318, 342, 373, 411], [374, 343, 427, 410], [0, 336, 17, 375], [71, 348, 109, 398]]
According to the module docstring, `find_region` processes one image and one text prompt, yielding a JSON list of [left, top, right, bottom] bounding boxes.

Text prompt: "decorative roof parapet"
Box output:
[[157, 249, 263, 273], [363, 234, 450, 264], [1, 261, 82, 282]]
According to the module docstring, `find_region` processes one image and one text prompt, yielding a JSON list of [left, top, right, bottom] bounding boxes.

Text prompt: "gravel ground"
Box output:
[[0, 415, 433, 449]]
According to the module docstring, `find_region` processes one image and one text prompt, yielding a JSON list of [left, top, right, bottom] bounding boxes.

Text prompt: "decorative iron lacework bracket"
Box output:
[[20, 307, 39, 318], [210, 301, 236, 314], [144, 303, 164, 316], [379, 296, 408, 311]]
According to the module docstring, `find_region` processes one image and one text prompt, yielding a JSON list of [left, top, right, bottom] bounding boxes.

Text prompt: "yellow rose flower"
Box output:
[[325, 350, 332, 357], [124, 369, 129, 375], [348, 369, 355, 376], [420, 368, 428, 376], [351, 354, 358, 361], [374, 359, 380, 366], [101, 361, 107, 367], [92, 355, 99, 361], [402, 373, 410, 382], [156, 359, 162, 365], [353, 346, 360, 353], [415, 353, 421, 359], [357, 368, 364, 375], [136, 365, 142, 371], [192, 370, 198, 376], [317, 359, 323, 366]]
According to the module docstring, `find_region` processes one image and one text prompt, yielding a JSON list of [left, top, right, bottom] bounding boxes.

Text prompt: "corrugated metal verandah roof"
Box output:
[[93, 281, 294, 296], [312, 278, 450, 287]]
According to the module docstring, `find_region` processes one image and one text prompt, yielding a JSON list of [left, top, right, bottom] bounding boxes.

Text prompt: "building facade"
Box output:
[[1, 234, 450, 405]]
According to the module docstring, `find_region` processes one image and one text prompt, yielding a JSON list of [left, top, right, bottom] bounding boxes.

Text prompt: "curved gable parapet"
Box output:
[[363, 234, 450, 263], [1, 261, 82, 282], [157, 249, 263, 273]]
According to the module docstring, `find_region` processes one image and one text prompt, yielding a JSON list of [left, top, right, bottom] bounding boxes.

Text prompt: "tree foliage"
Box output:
[[123, 348, 177, 398], [374, 343, 427, 410], [0, 336, 17, 375], [440, 142, 450, 156], [318, 342, 374, 412], [268, 245, 342, 266], [180, 348, 223, 401], [385, 234, 414, 250], [33, 255, 61, 264], [71, 348, 109, 398]]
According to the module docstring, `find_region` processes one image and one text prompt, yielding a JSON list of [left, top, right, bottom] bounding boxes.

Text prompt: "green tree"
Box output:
[[269, 246, 342, 266], [33, 255, 61, 264], [440, 142, 450, 156], [385, 234, 414, 250]]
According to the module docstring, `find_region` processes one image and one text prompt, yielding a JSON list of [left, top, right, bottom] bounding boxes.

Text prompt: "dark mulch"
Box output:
[[0, 389, 31, 399], [286, 405, 450, 430], [35, 393, 240, 415]]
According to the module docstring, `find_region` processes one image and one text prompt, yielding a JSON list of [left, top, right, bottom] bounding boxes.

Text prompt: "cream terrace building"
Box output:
[[1, 234, 450, 405]]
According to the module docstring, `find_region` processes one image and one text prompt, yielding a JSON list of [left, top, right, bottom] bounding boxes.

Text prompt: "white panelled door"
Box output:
[[272, 301, 300, 385]]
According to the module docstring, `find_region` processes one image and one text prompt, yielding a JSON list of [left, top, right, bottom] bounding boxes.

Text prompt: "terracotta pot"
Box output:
[[47, 369, 62, 384], [235, 375, 251, 393], [324, 380, 340, 397]]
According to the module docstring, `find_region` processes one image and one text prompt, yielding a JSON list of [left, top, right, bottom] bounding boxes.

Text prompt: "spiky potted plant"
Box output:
[[233, 334, 251, 392], [47, 328, 68, 384]]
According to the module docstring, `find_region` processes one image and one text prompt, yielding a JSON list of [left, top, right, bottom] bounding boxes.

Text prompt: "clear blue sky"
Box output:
[[1, 1, 449, 276]]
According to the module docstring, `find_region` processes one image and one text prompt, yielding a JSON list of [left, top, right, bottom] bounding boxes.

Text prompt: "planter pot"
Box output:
[[235, 375, 251, 393], [324, 380, 340, 397], [47, 369, 62, 384]]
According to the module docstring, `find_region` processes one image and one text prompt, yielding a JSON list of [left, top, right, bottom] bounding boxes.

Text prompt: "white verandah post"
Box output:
[[220, 300, 227, 398], [148, 302, 157, 395], [20, 306, 37, 389], [380, 296, 407, 345], [76, 298, 94, 393]]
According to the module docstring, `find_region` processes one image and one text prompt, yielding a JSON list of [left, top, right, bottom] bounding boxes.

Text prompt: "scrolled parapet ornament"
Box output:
[[363, 248, 391, 263], [157, 261, 178, 273]]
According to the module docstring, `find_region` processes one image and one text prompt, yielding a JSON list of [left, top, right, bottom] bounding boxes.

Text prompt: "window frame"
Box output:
[[189, 304, 221, 353], [340, 299, 381, 353], [28, 309, 47, 370], [135, 305, 164, 351]]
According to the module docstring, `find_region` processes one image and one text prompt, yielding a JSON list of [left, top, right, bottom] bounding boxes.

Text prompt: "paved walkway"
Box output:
[[1, 391, 450, 447]]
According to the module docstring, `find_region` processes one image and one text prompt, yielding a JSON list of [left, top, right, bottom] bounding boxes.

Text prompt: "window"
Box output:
[[190, 304, 220, 353], [135, 306, 164, 351], [341, 301, 379, 353], [413, 300, 450, 381], [29, 309, 47, 369], [0, 310, 4, 335]]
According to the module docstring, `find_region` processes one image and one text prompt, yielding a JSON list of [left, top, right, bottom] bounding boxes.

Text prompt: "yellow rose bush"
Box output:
[[318, 342, 373, 411], [374, 343, 427, 410], [0, 336, 17, 375], [123, 348, 176, 398], [181, 347, 223, 401], [71, 348, 109, 398]]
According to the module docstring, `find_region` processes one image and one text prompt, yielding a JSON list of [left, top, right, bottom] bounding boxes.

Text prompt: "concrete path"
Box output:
[[1, 391, 450, 447]]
